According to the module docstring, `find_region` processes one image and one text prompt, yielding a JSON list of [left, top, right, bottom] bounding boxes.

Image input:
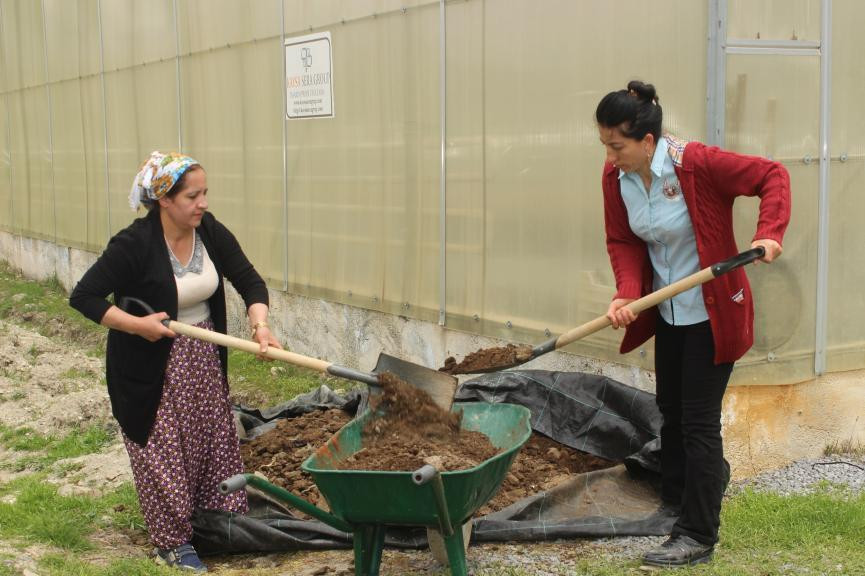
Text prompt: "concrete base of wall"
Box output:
[[3, 231, 863, 479]]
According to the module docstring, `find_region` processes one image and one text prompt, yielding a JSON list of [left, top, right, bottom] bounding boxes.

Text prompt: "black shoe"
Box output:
[[642, 534, 714, 567]]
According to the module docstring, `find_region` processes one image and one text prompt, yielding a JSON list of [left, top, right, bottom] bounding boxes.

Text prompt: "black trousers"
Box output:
[[655, 318, 733, 545]]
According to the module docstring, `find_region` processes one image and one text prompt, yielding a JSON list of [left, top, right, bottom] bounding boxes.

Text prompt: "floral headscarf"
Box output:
[[129, 151, 200, 210]]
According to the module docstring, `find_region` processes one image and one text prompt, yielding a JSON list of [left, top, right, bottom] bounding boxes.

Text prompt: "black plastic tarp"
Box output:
[[193, 371, 674, 555]]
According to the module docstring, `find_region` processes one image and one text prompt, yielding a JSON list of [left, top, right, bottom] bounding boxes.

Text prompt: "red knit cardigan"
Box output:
[[602, 140, 791, 364]]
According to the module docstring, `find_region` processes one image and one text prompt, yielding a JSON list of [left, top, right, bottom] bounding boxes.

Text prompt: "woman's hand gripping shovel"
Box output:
[[120, 297, 457, 411], [440, 247, 766, 375]]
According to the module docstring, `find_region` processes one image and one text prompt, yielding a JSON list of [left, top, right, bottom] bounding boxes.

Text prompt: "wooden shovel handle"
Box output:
[[553, 247, 765, 350], [165, 319, 333, 373]]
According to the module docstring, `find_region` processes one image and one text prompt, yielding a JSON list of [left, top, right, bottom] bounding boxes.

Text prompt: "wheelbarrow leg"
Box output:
[[353, 524, 386, 576], [442, 526, 469, 576]]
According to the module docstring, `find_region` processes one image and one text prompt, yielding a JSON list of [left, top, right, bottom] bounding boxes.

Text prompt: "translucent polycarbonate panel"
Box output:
[[0, 95, 10, 231], [181, 38, 284, 285], [9, 88, 53, 240], [79, 76, 109, 249], [2, 0, 47, 92], [826, 0, 865, 373], [100, 0, 175, 72], [178, 0, 282, 54], [445, 0, 708, 363], [285, 0, 436, 36], [43, 0, 101, 82], [103, 63, 179, 234], [51, 79, 90, 248], [285, 5, 440, 314], [725, 55, 819, 384], [727, 0, 821, 42]]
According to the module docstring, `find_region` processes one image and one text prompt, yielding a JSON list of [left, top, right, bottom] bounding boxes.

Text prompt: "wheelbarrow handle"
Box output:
[[411, 465, 454, 538], [537, 246, 767, 355], [219, 474, 248, 494], [119, 297, 381, 387], [220, 473, 353, 533]]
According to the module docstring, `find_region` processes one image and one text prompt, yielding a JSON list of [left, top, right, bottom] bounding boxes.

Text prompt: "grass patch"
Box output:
[[0, 477, 145, 552], [0, 261, 106, 355], [0, 389, 27, 402], [60, 367, 97, 380], [227, 349, 327, 408], [0, 476, 100, 550], [825, 437, 865, 457], [562, 488, 865, 575], [0, 424, 115, 471], [39, 555, 175, 576], [0, 562, 16, 576]]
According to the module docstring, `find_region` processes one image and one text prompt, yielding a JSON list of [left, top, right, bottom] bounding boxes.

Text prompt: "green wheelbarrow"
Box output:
[[220, 402, 532, 576]]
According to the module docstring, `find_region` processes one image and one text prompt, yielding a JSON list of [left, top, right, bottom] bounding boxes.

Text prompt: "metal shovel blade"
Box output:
[[372, 353, 458, 412]]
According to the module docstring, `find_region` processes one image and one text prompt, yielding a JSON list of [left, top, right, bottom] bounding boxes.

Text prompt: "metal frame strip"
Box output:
[[438, 0, 447, 326], [706, 0, 726, 146], [282, 0, 288, 292], [815, 0, 832, 375]]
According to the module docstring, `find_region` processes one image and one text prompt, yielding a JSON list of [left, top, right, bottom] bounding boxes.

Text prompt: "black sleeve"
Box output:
[[69, 226, 142, 325], [211, 218, 269, 309]]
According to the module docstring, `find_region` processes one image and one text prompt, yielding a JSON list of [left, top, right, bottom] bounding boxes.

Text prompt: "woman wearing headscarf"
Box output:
[[595, 81, 790, 567], [70, 151, 281, 572]]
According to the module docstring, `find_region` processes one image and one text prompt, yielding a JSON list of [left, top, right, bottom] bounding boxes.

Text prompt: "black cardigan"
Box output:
[[69, 209, 269, 446]]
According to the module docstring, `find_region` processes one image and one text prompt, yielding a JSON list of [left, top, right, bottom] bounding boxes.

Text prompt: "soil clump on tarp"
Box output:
[[338, 372, 499, 471], [478, 434, 613, 515], [440, 344, 533, 375]]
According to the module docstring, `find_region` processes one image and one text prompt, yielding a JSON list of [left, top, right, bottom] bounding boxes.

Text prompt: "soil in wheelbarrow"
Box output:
[[240, 376, 616, 516], [439, 343, 533, 375], [337, 372, 500, 472]]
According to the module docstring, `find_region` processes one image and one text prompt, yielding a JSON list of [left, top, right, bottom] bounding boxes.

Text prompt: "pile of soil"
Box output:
[[338, 372, 499, 471], [440, 344, 533, 375], [240, 408, 352, 509]]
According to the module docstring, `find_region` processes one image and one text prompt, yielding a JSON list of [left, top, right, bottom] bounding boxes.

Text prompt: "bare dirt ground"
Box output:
[[0, 316, 643, 575]]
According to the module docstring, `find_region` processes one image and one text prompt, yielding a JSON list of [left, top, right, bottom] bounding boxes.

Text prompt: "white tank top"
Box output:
[[169, 236, 218, 324]]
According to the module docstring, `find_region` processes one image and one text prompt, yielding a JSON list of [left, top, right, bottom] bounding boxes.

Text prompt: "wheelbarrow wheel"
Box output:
[[427, 519, 472, 567]]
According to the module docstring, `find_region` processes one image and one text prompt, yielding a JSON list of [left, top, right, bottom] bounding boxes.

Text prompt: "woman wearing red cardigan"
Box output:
[[596, 81, 790, 567]]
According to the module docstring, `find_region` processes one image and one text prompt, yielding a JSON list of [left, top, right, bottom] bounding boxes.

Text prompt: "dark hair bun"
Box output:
[[626, 80, 658, 104]]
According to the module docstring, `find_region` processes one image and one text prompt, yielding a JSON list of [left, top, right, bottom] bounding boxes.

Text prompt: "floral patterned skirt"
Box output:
[[123, 319, 248, 548]]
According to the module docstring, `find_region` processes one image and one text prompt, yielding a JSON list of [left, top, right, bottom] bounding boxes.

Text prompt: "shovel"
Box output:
[[443, 247, 766, 374], [120, 297, 458, 411]]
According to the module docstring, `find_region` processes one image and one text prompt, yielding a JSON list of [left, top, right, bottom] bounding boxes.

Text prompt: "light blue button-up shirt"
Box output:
[[619, 136, 708, 325]]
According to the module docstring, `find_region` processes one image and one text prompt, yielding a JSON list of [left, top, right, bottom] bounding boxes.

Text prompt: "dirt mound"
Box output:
[[440, 344, 533, 375], [240, 408, 351, 509]]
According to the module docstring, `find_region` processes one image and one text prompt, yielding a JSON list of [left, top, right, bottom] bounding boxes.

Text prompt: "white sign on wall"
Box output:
[[285, 32, 334, 119]]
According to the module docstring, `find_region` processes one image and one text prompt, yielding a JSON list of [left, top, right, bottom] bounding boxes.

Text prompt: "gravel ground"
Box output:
[[733, 453, 865, 496]]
